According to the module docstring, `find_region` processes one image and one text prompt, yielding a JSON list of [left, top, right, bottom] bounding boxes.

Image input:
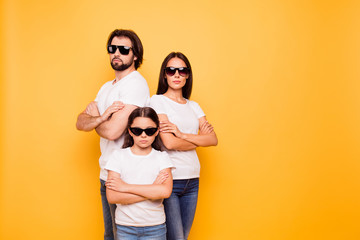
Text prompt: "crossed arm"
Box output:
[[106, 169, 173, 205], [158, 114, 218, 151], [76, 101, 137, 141]]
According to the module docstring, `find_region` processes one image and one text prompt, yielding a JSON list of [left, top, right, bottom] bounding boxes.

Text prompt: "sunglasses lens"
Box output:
[[165, 67, 176, 76], [144, 128, 158, 136], [130, 127, 158, 136], [107, 45, 116, 54], [178, 68, 189, 77], [119, 46, 130, 55], [107, 45, 131, 55], [130, 128, 143, 136]]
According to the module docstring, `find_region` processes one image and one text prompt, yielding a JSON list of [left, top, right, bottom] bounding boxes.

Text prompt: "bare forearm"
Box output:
[[107, 190, 147, 205], [160, 133, 197, 151], [180, 132, 218, 147], [95, 105, 137, 140], [124, 184, 172, 200], [76, 113, 104, 131], [95, 120, 127, 140]]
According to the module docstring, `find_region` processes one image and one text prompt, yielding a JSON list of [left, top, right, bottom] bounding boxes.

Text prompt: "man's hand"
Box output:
[[85, 101, 100, 116], [101, 101, 125, 121]]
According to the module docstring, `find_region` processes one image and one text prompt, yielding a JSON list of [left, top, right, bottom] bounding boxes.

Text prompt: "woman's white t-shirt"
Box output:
[[149, 95, 205, 179], [105, 148, 173, 227]]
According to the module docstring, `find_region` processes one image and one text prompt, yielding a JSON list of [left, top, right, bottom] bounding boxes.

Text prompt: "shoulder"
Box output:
[[150, 95, 165, 107], [128, 71, 147, 84]]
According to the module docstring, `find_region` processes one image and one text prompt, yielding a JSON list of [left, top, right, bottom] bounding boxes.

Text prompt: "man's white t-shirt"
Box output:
[[105, 148, 173, 227], [95, 71, 150, 180], [149, 94, 205, 179]]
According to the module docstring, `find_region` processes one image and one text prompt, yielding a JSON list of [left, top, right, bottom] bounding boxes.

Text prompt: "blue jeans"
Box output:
[[164, 178, 199, 240], [116, 223, 166, 240], [100, 179, 117, 240]]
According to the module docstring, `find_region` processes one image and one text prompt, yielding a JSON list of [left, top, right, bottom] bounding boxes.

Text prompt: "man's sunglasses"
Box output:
[[129, 127, 158, 136], [165, 67, 190, 77], [107, 45, 132, 55]]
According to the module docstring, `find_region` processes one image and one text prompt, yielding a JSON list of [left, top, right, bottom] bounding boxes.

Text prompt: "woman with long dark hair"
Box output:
[[150, 52, 218, 240], [105, 107, 173, 240]]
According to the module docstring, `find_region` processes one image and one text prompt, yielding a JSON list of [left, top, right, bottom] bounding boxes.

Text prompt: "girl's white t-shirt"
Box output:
[[149, 94, 205, 179], [105, 148, 173, 227]]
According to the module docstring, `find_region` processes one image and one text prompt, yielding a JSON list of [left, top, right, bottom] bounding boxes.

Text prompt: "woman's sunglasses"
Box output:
[[129, 127, 158, 136], [165, 67, 190, 77], [107, 45, 132, 55]]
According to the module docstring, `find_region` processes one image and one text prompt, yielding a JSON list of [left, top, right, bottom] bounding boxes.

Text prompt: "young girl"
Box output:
[[150, 52, 218, 240], [105, 107, 173, 240]]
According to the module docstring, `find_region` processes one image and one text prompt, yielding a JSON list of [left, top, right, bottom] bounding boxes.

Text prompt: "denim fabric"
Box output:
[[164, 178, 199, 240], [116, 223, 166, 240], [100, 179, 117, 240]]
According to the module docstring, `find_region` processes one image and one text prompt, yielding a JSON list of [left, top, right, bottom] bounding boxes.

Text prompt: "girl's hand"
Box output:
[[101, 101, 124, 121], [153, 170, 169, 185], [199, 121, 214, 135], [160, 120, 183, 138], [106, 176, 128, 192]]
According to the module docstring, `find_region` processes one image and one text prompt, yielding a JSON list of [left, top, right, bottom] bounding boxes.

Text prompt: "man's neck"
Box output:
[[114, 66, 136, 83]]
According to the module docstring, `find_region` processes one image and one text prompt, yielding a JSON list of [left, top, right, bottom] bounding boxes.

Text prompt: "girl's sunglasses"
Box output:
[[165, 67, 190, 77], [130, 127, 158, 136], [107, 45, 132, 55]]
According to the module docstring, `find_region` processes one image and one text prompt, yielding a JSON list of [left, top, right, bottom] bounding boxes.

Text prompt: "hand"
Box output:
[[106, 176, 128, 192], [199, 121, 214, 135], [101, 101, 125, 121], [160, 120, 183, 138], [85, 101, 100, 116], [153, 170, 169, 185]]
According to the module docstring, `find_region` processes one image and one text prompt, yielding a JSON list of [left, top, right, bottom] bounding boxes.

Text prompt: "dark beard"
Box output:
[[110, 56, 134, 71]]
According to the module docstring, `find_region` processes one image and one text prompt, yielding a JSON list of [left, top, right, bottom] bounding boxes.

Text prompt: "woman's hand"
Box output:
[[160, 120, 183, 138], [153, 170, 170, 185], [199, 120, 214, 135], [106, 176, 128, 192], [101, 101, 125, 121]]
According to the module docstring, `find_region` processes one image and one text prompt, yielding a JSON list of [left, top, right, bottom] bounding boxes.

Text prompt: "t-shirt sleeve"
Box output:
[[104, 150, 122, 174], [149, 95, 166, 114], [189, 101, 206, 119], [158, 151, 175, 172], [121, 79, 149, 107], [94, 82, 107, 102]]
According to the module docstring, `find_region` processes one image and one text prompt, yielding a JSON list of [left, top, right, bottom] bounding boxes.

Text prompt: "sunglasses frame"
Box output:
[[107, 45, 132, 55], [165, 67, 190, 77], [129, 127, 158, 136]]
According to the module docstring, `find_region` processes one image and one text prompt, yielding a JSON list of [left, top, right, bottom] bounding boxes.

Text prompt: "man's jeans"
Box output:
[[100, 179, 117, 240], [163, 178, 199, 240]]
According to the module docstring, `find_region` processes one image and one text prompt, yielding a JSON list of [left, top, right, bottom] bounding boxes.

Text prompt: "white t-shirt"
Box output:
[[95, 71, 150, 180], [105, 148, 173, 227], [149, 94, 205, 179]]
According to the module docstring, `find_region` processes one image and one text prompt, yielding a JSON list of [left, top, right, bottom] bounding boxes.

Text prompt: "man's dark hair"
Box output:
[[107, 29, 144, 69]]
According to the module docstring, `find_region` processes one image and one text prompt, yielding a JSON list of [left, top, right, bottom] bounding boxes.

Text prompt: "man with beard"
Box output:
[[76, 29, 150, 240]]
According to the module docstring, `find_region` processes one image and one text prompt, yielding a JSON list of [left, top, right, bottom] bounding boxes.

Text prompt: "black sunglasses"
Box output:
[[165, 67, 190, 77], [129, 127, 158, 136], [107, 45, 132, 55]]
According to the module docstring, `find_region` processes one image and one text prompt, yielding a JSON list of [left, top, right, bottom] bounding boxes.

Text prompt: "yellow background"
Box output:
[[1, 0, 360, 239]]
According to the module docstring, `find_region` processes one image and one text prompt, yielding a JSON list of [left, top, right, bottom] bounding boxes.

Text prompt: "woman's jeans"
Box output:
[[100, 179, 117, 240], [116, 223, 166, 240], [164, 178, 199, 240]]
